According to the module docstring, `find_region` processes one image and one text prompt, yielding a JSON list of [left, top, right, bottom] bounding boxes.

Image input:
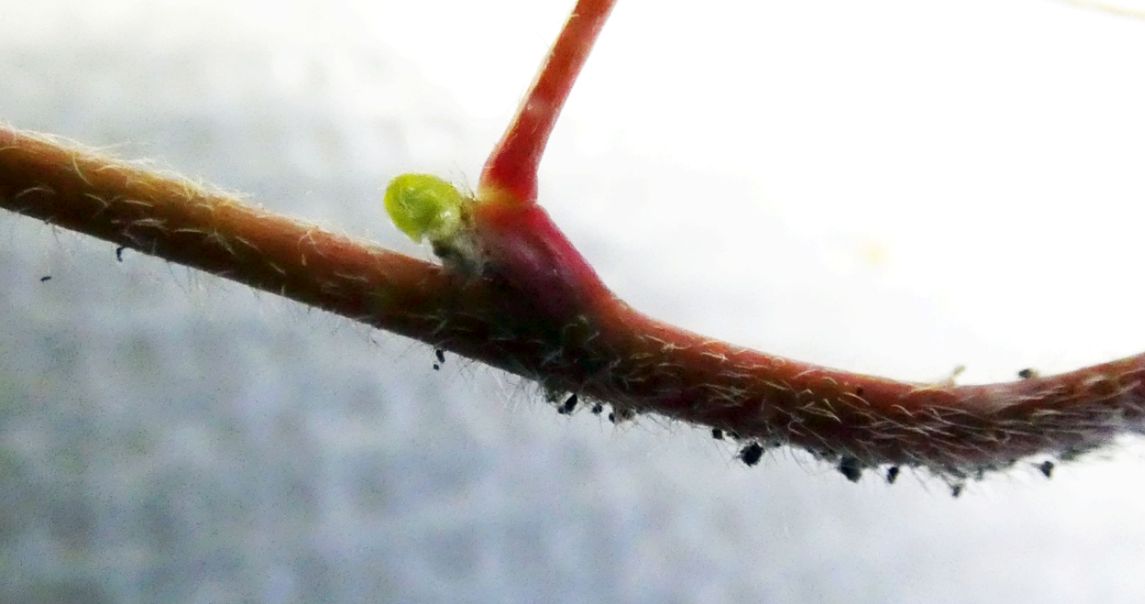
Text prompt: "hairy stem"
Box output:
[[0, 127, 499, 354], [5, 126, 1145, 480]]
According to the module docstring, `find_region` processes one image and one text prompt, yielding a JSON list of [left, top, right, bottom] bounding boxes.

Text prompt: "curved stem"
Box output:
[[3, 126, 1145, 479]]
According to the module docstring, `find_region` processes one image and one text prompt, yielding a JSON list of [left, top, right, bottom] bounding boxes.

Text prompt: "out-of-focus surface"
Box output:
[[3, 1, 1145, 602]]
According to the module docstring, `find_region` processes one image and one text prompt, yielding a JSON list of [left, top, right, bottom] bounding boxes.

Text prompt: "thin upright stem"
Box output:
[[478, 0, 616, 205]]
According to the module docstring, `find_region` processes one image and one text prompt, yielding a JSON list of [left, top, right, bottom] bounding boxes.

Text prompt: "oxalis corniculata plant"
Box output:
[[2, 0, 1143, 494]]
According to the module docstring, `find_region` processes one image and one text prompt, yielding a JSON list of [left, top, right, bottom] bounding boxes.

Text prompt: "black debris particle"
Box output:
[[591, 403, 603, 415], [115, 245, 126, 262], [432, 364, 440, 371], [1018, 368, 1038, 380], [1038, 460, 1054, 479], [558, 394, 578, 415], [855, 387, 865, 396], [886, 466, 900, 484], [608, 412, 615, 424], [739, 443, 764, 467], [951, 484, 964, 498], [435, 349, 445, 364], [712, 428, 724, 440], [39, 275, 51, 282], [838, 456, 862, 482]]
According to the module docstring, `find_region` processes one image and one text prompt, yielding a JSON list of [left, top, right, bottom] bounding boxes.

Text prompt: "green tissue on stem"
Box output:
[[384, 173, 466, 245]]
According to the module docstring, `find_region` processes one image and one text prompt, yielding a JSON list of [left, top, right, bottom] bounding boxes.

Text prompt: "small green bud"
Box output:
[[384, 173, 465, 244]]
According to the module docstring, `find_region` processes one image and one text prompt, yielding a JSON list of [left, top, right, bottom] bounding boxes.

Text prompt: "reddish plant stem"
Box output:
[[467, 0, 1145, 477], [590, 308, 1145, 473], [478, 0, 616, 205], [471, 199, 613, 321], [3, 126, 1145, 477]]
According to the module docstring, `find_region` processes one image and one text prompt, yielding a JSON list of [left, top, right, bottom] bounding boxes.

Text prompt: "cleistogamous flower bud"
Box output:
[[383, 173, 483, 274]]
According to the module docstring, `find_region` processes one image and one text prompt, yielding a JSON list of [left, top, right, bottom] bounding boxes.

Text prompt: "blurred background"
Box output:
[[3, 0, 1145, 601]]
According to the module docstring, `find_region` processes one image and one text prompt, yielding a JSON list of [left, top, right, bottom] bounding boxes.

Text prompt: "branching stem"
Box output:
[[4, 0, 1144, 483], [4, 126, 1145, 480]]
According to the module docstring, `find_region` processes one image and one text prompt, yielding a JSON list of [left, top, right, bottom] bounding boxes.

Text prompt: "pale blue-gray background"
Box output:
[[3, 0, 1145, 602]]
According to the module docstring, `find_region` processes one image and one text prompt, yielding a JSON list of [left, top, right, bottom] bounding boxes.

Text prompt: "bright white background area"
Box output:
[[2, 0, 1145, 601]]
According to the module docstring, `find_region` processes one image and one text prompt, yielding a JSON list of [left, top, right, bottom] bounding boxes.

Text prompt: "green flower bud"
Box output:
[[384, 173, 465, 244]]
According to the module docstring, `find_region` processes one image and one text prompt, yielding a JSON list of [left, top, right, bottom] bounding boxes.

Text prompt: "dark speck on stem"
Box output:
[[838, 456, 862, 482], [739, 443, 764, 466]]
